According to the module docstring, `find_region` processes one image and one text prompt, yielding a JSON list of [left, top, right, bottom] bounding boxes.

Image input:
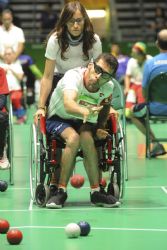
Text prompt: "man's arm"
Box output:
[[124, 74, 131, 95], [96, 104, 110, 129], [38, 58, 55, 109]]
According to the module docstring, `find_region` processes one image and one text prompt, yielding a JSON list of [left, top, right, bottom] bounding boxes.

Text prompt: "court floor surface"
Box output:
[[0, 105, 167, 250]]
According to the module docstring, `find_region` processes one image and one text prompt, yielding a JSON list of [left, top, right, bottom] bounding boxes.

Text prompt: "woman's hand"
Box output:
[[34, 108, 46, 125]]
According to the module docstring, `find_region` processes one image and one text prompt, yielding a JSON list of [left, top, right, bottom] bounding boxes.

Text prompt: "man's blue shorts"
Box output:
[[46, 115, 90, 136]]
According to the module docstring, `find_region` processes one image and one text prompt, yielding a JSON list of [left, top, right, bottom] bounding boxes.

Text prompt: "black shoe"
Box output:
[[90, 191, 120, 208], [150, 144, 166, 158], [46, 188, 67, 209], [49, 184, 58, 197], [99, 184, 107, 195]]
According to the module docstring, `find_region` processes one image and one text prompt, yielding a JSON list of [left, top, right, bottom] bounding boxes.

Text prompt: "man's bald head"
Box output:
[[157, 29, 167, 50]]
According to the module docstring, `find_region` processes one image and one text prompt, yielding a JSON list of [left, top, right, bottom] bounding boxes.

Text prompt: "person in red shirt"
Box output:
[[0, 67, 10, 169]]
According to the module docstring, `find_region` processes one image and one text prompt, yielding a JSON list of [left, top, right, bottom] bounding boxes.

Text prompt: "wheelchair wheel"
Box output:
[[29, 123, 41, 203], [35, 184, 50, 207], [117, 120, 126, 199], [107, 120, 126, 200], [7, 101, 14, 185], [107, 172, 120, 199]]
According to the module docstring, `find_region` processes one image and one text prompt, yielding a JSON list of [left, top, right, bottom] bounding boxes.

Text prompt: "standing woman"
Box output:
[[35, 1, 102, 118]]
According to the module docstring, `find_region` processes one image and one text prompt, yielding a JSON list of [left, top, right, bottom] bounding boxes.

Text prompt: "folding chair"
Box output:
[[145, 72, 167, 158]]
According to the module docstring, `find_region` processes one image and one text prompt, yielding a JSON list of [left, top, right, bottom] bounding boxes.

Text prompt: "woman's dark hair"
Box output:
[[46, 1, 96, 60]]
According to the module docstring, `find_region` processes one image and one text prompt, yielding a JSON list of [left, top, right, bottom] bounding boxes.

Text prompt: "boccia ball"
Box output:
[[65, 223, 81, 238], [70, 174, 84, 188], [7, 229, 23, 245], [77, 221, 91, 236], [0, 180, 8, 192], [0, 219, 10, 234]]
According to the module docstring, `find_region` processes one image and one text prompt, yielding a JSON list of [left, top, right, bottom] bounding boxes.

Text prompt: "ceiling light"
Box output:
[[86, 10, 106, 18]]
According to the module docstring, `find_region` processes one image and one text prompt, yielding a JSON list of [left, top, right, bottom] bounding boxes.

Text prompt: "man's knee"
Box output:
[[66, 133, 80, 148], [80, 131, 94, 147]]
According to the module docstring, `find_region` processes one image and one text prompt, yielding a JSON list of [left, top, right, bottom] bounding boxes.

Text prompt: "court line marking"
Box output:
[[8, 185, 167, 190], [1, 207, 167, 212], [161, 186, 167, 194], [9, 225, 167, 232], [29, 199, 33, 211]]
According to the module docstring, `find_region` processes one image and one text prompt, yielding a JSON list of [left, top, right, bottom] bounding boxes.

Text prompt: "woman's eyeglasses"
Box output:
[[93, 62, 113, 80], [67, 18, 84, 26]]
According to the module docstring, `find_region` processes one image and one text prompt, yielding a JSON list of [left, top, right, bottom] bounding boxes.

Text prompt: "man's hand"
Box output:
[[88, 105, 103, 115], [34, 108, 46, 125], [82, 106, 103, 123]]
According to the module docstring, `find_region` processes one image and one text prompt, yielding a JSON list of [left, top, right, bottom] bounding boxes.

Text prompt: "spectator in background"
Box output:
[[0, 0, 9, 10], [150, 6, 167, 40], [0, 67, 10, 169], [0, 9, 25, 61], [124, 42, 152, 117], [40, 2, 58, 41], [8, 7, 22, 28], [19, 54, 42, 105], [132, 29, 167, 157], [0, 47, 26, 124], [110, 43, 129, 85]]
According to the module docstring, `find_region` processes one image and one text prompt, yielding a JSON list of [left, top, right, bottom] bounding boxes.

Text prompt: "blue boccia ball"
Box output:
[[0, 180, 8, 192], [77, 221, 91, 236]]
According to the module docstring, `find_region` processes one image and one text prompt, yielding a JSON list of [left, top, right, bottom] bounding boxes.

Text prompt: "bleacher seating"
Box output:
[[113, 0, 167, 42], [8, 0, 167, 43], [9, 0, 63, 42]]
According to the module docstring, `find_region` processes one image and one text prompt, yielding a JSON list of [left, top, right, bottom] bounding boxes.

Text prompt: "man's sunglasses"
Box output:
[[93, 62, 113, 80]]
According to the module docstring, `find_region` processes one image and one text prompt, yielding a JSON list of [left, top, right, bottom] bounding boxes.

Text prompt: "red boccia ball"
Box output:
[[7, 229, 23, 245], [70, 174, 85, 188], [0, 219, 10, 234]]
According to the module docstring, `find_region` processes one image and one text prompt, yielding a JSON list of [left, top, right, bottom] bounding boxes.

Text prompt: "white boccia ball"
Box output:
[[65, 223, 81, 238]]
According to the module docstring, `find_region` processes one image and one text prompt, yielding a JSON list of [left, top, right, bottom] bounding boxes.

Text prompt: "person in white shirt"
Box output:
[[0, 47, 26, 124], [35, 1, 102, 119], [0, 9, 25, 61], [124, 42, 152, 119]]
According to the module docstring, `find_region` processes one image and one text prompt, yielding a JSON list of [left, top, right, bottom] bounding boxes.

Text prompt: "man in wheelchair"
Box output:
[[39, 53, 120, 208]]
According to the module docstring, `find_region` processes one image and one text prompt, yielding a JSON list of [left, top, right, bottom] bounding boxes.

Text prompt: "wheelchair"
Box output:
[[29, 79, 127, 207]]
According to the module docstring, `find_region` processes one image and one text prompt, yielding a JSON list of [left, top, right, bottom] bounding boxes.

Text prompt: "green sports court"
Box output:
[[0, 106, 167, 250], [1, 0, 167, 249]]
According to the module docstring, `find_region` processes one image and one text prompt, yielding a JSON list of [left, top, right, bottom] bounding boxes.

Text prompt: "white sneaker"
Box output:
[[0, 154, 10, 170]]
